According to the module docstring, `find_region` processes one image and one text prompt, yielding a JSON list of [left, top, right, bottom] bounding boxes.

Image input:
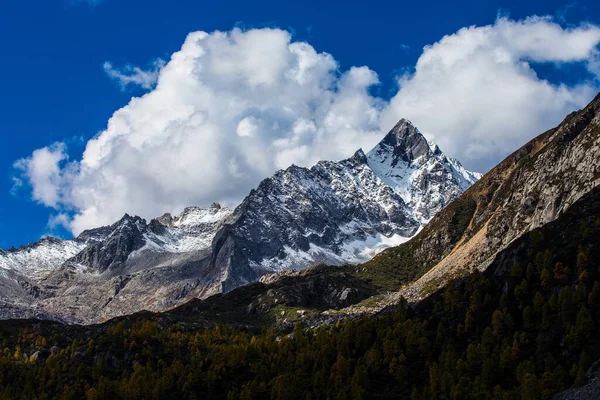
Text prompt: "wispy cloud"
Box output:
[[70, 0, 103, 6], [10, 177, 23, 196], [103, 60, 165, 90], [556, 3, 579, 23], [47, 213, 72, 231]]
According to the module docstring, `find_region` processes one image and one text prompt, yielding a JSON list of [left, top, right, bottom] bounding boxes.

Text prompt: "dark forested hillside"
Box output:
[[1, 184, 600, 399]]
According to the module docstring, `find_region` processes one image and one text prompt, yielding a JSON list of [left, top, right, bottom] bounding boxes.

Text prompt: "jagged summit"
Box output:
[[376, 118, 431, 164], [349, 148, 368, 164], [115, 213, 146, 227], [206, 118, 481, 292], [366, 119, 480, 222]]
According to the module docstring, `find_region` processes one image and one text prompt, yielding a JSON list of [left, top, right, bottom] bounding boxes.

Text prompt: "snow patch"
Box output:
[[340, 232, 414, 262], [0, 239, 86, 279], [127, 205, 233, 261]]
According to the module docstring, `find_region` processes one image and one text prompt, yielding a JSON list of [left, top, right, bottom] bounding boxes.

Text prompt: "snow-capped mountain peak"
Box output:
[[375, 118, 431, 164], [366, 119, 480, 222], [0, 118, 481, 323], [207, 119, 482, 292]]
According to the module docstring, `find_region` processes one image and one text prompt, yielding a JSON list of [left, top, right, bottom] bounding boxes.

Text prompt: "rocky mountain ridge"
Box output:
[[167, 92, 600, 330], [192, 119, 480, 293], [333, 91, 600, 313]]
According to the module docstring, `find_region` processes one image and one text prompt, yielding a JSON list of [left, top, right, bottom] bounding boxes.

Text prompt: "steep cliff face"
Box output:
[[70, 215, 148, 273]]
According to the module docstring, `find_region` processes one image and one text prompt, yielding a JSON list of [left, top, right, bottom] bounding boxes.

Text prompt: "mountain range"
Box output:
[[2, 93, 600, 399], [0, 119, 479, 323], [131, 92, 599, 331]]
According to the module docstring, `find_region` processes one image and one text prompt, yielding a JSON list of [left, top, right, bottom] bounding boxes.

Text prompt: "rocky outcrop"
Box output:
[[71, 215, 147, 273]]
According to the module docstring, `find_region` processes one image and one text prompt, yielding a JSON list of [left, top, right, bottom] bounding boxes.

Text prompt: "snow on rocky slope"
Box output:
[[207, 119, 480, 293], [0, 238, 86, 279], [366, 119, 482, 222]]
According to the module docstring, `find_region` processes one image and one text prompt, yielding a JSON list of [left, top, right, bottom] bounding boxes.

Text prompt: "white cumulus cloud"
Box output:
[[14, 18, 600, 235], [382, 16, 600, 170], [17, 28, 384, 234]]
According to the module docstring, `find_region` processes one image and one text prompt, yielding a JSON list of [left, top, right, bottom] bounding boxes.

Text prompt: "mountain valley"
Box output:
[[1, 93, 600, 399]]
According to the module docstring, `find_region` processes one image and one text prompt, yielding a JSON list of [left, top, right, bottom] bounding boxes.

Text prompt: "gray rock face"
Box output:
[[72, 215, 147, 273], [0, 120, 479, 324], [0, 204, 233, 323], [211, 152, 419, 292], [379, 119, 431, 163]]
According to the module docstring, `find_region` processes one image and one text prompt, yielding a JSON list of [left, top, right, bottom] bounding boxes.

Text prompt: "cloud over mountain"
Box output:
[[16, 28, 384, 234], [382, 16, 600, 171], [14, 17, 600, 234]]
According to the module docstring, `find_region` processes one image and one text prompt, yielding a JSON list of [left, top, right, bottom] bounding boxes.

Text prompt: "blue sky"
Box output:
[[1, 0, 600, 248]]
